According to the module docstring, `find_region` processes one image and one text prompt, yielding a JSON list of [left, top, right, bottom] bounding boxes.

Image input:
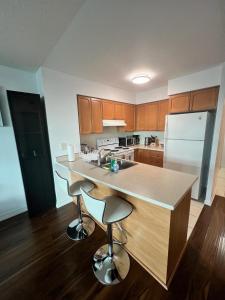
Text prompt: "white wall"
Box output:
[[0, 65, 38, 221], [135, 86, 168, 104], [168, 65, 222, 95], [37, 67, 135, 207], [0, 65, 37, 94]]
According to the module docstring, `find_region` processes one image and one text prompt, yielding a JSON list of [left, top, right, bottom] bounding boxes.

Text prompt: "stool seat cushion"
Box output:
[[69, 180, 94, 196], [103, 196, 133, 224]]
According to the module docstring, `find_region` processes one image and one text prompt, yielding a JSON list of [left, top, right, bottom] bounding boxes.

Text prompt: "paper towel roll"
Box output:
[[67, 144, 75, 161]]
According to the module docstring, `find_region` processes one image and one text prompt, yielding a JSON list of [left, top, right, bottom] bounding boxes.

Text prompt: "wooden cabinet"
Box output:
[[169, 93, 190, 113], [134, 149, 163, 167], [135, 100, 168, 131], [190, 87, 219, 112], [91, 98, 103, 133], [77, 96, 92, 134], [136, 104, 146, 131], [124, 104, 135, 132], [145, 102, 158, 130], [102, 100, 114, 119], [157, 99, 169, 131], [114, 102, 125, 119], [169, 87, 219, 114]]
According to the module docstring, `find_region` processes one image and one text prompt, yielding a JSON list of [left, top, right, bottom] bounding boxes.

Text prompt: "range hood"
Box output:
[[102, 119, 127, 127]]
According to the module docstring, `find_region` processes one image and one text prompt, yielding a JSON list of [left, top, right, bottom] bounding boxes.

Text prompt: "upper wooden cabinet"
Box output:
[[190, 87, 219, 112], [114, 102, 125, 120], [77, 96, 92, 134], [136, 104, 146, 131], [157, 99, 169, 131], [77, 96, 103, 134], [124, 104, 135, 132], [102, 100, 114, 119], [169, 92, 190, 113], [91, 98, 103, 133], [135, 100, 169, 131], [145, 102, 158, 130], [169, 86, 219, 114]]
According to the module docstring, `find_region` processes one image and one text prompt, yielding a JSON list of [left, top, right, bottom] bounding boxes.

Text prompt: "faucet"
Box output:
[[98, 149, 111, 166]]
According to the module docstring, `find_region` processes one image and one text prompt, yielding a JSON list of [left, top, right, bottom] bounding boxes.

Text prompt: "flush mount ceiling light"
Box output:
[[132, 75, 150, 85]]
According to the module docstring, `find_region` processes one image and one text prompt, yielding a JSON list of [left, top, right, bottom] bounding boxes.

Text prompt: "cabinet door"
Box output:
[[77, 96, 92, 134], [169, 92, 190, 113], [157, 99, 169, 131], [145, 102, 158, 130], [114, 102, 125, 120], [91, 98, 103, 133], [103, 100, 114, 119], [124, 104, 135, 131], [190, 87, 219, 112], [134, 149, 139, 162], [135, 104, 146, 131]]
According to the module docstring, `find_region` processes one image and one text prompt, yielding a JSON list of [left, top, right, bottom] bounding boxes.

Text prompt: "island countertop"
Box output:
[[56, 156, 197, 210]]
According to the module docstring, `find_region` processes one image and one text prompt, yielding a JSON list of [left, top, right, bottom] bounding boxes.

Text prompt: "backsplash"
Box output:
[[80, 127, 127, 148], [134, 131, 164, 145], [80, 127, 164, 148]]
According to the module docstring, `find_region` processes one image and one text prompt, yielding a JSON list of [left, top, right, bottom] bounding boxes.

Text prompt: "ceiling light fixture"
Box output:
[[132, 75, 150, 85]]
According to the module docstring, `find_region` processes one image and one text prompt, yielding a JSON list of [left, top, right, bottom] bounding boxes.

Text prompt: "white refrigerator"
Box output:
[[164, 112, 214, 201]]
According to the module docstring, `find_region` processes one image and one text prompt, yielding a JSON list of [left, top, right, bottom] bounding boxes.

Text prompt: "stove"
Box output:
[[97, 137, 134, 160]]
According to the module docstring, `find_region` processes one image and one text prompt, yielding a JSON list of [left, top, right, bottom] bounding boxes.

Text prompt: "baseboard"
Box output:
[[56, 198, 72, 208], [0, 207, 28, 222]]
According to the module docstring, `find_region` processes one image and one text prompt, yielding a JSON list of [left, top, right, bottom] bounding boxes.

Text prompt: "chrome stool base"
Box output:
[[92, 243, 130, 285], [66, 216, 95, 241]]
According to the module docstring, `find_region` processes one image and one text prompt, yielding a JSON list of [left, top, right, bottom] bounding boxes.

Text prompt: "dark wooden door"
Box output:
[[8, 91, 56, 216]]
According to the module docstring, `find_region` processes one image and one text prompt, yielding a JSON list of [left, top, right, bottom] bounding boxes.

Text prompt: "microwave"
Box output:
[[119, 136, 135, 147]]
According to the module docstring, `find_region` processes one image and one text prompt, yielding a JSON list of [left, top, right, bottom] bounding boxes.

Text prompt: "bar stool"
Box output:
[[55, 170, 95, 241], [80, 187, 133, 285]]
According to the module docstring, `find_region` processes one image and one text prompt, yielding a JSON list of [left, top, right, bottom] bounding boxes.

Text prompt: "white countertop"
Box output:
[[132, 144, 164, 152], [56, 156, 197, 211]]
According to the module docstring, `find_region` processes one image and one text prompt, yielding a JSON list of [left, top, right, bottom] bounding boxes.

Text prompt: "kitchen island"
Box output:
[[56, 156, 197, 289]]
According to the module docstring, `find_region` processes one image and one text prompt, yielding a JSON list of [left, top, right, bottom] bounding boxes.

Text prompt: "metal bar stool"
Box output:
[[55, 169, 95, 241], [80, 187, 133, 285]]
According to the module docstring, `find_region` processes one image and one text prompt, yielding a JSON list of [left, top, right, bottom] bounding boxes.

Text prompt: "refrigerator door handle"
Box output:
[[164, 114, 168, 139]]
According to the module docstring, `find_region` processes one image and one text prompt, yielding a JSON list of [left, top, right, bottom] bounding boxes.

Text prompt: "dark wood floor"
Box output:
[[1, 196, 225, 300]]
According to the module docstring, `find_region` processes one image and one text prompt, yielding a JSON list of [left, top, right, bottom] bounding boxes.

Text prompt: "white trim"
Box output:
[[0, 207, 27, 222]]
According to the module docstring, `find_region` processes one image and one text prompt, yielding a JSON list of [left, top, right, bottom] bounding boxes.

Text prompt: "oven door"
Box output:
[[125, 150, 134, 161]]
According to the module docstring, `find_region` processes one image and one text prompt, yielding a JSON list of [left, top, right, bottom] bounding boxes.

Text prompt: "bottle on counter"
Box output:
[[111, 158, 115, 171], [112, 159, 119, 173]]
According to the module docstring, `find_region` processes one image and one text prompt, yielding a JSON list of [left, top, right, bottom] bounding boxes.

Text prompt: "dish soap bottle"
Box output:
[[113, 159, 119, 173]]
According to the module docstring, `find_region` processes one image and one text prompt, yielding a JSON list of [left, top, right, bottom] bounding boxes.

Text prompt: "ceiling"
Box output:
[[0, 0, 225, 91], [0, 0, 86, 70]]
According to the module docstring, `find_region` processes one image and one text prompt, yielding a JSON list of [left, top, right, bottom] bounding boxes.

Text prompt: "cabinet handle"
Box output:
[[33, 150, 37, 157]]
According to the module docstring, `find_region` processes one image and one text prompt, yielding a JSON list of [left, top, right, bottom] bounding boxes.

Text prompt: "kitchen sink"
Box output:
[[100, 160, 137, 170]]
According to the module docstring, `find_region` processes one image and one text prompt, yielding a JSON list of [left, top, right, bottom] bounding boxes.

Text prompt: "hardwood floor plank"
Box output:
[[0, 197, 225, 300]]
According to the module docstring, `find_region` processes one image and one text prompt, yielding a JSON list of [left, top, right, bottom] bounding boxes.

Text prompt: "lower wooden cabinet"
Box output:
[[134, 149, 163, 167]]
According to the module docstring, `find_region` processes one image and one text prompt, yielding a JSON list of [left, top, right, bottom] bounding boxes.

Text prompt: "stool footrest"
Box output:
[[67, 216, 95, 241]]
